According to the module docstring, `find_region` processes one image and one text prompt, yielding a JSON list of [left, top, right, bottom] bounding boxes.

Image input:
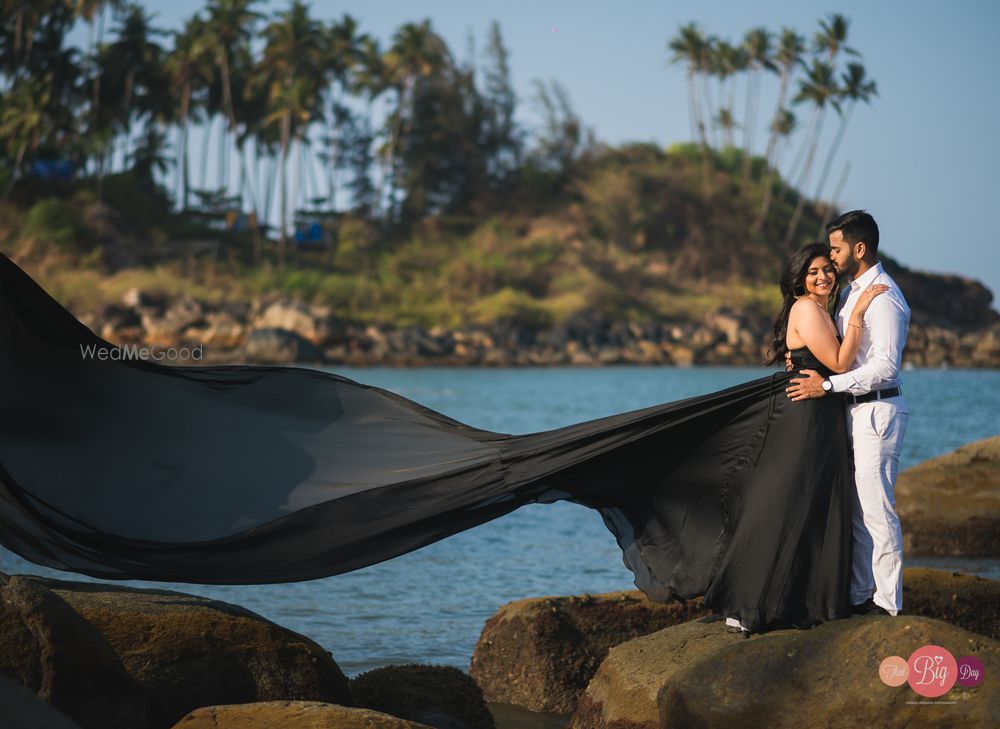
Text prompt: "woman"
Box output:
[[718, 242, 887, 635], [0, 248, 881, 636]]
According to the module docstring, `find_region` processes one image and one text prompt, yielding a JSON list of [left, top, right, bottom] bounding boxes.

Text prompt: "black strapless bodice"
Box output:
[[788, 346, 835, 378]]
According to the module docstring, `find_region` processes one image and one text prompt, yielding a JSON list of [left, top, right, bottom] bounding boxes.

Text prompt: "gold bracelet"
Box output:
[[848, 322, 862, 330]]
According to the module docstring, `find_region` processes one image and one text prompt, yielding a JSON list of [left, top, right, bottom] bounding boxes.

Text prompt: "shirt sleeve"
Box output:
[[828, 292, 909, 395]]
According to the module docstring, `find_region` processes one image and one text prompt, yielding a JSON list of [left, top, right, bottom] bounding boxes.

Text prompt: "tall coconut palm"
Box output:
[[812, 62, 876, 201], [760, 28, 805, 174], [754, 108, 796, 230], [667, 22, 712, 152], [256, 0, 326, 268], [710, 39, 746, 150], [0, 75, 53, 200], [101, 3, 165, 178], [164, 14, 210, 211], [197, 0, 263, 200], [378, 19, 451, 220], [740, 27, 773, 180], [783, 59, 839, 247], [351, 35, 389, 218], [714, 107, 739, 151], [70, 0, 125, 188], [320, 14, 364, 211], [813, 13, 859, 62], [667, 22, 713, 195], [3, 0, 65, 70]]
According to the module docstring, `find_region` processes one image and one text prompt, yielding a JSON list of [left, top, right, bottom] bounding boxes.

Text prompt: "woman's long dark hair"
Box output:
[[765, 242, 840, 365]]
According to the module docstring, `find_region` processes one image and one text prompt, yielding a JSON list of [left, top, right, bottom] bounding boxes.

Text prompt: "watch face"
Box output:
[[822, 380, 832, 391]]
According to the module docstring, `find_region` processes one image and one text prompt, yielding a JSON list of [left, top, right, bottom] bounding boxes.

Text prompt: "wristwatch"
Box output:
[[821, 379, 833, 393]]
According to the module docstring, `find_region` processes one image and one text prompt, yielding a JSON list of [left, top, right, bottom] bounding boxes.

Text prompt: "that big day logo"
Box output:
[[879, 644, 986, 697]]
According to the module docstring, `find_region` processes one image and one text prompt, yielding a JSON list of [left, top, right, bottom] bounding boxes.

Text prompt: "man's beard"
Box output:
[[836, 258, 859, 279]]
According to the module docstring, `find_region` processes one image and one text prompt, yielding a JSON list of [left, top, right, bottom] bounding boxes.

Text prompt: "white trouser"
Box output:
[[846, 396, 909, 614]]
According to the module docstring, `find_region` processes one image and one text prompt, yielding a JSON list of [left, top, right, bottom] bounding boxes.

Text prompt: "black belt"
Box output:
[[844, 386, 901, 404]]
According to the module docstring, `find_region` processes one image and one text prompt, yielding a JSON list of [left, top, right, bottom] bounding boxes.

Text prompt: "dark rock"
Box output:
[[172, 701, 435, 728], [245, 327, 322, 364], [896, 434, 1000, 557], [23, 575, 351, 729], [903, 567, 1000, 640], [350, 664, 495, 729], [0, 572, 146, 729], [568, 616, 1000, 729], [469, 591, 710, 714]]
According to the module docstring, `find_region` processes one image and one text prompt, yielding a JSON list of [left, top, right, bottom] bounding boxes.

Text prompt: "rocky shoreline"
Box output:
[[78, 288, 1000, 368], [2, 567, 997, 729], [2, 437, 998, 728]]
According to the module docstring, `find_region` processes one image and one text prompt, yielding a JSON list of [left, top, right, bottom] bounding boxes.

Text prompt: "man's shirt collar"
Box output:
[[849, 261, 884, 290]]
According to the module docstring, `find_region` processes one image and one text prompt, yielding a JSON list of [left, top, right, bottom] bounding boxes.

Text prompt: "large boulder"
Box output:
[[350, 664, 495, 729], [568, 615, 1000, 729], [903, 567, 1000, 640], [895, 434, 1000, 557], [244, 327, 322, 363], [24, 575, 351, 729], [469, 590, 710, 713], [172, 701, 434, 728], [0, 573, 147, 729], [252, 300, 346, 345]]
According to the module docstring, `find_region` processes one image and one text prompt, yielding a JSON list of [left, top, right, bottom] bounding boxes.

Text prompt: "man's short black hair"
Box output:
[[826, 209, 879, 255]]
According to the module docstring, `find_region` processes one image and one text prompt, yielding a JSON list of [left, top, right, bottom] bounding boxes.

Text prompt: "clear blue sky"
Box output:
[[75, 0, 1000, 299]]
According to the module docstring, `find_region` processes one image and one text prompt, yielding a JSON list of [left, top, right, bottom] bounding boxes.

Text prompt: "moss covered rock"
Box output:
[[896, 434, 1000, 557], [469, 590, 709, 713]]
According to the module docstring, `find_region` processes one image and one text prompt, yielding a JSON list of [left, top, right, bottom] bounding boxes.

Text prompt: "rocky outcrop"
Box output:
[[569, 615, 1000, 729], [350, 664, 495, 729], [172, 701, 434, 729], [77, 284, 1000, 367], [22, 575, 351, 729], [903, 568, 1000, 640], [469, 591, 710, 713], [0, 573, 147, 729], [896, 434, 1000, 557]]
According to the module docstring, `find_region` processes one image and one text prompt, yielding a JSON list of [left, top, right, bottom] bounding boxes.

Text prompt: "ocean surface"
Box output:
[[2, 366, 998, 682]]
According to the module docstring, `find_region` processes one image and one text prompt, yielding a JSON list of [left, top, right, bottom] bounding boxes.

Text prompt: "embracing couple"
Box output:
[[721, 209, 911, 635]]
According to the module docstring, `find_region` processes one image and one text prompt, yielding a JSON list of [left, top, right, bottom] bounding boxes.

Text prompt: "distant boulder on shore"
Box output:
[[896, 434, 1000, 557]]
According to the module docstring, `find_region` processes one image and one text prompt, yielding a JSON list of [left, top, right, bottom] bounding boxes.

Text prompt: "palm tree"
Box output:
[[128, 123, 171, 189], [740, 27, 773, 180], [754, 108, 796, 229], [70, 0, 125, 188], [320, 14, 365, 211], [3, 0, 65, 70], [164, 14, 210, 211], [667, 23, 712, 152], [714, 107, 739, 151], [0, 76, 53, 200], [710, 39, 746, 150], [783, 59, 839, 247], [812, 62, 876, 202], [761, 29, 805, 173], [379, 19, 451, 220], [256, 0, 326, 268], [351, 35, 388, 218], [813, 13, 859, 62], [198, 0, 263, 202]]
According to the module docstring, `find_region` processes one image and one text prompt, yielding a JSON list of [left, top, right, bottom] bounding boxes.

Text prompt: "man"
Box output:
[[786, 210, 911, 617]]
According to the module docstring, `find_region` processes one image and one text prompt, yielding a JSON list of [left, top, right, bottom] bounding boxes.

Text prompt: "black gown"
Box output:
[[0, 253, 853, 632]]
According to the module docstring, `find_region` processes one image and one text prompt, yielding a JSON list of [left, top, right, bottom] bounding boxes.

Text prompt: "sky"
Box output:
[[69, 0, 1000, 299]]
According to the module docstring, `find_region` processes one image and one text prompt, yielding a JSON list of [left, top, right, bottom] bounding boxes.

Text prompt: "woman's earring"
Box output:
[[792, 284, 806, 297]]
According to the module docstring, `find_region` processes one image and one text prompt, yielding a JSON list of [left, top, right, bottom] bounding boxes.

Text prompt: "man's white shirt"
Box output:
[[828, 261, 911, 395]]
